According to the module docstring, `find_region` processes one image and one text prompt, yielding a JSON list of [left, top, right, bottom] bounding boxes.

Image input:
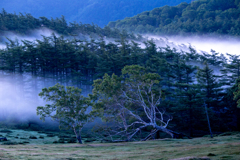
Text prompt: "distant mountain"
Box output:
[[108, 0, 240, 36], [0, 0, 191, 27]]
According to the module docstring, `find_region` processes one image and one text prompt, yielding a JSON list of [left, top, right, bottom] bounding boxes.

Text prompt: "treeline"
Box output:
[[108, 0, 240, 36], [0, 34, 240, 136], [0, 9, 136, 39]]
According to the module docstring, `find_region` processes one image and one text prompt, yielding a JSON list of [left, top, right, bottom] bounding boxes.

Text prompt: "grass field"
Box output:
[[0, 130, 240, 160]]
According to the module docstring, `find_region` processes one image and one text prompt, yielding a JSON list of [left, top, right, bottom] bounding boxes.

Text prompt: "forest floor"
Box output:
[[0, 129, 240, 160]]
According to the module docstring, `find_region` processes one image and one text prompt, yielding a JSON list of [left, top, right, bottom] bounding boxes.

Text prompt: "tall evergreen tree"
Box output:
[[196, 62, 224, 132]]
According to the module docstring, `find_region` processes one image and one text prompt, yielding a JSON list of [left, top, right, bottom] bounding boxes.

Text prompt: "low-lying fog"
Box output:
[[145, 35, 240, 56], [0, 73, 92, 123], [0, 80, 41, 122], [2, 28, 239, 56], [0, 27, 59, 49]]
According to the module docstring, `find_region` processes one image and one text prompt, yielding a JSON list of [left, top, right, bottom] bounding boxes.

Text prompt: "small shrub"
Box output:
[[67, 138, 77, 143], [38, 131, 46, 134], [58, 134, 70, 138], [218, 132, 240, 136], [0, 137, 7, 141], [0, 129, 12, 133], [22, 141, 30, 144], [29, 136, 37, 139], [207, 153, 216, 156], [2, 141, 18, 145], [85, 138, 96, 142], [58, 139, 65, 143], [47, 134, 55, 137], [39, 136, 44, 139], [205, 134, 218, 137], [18, 141, 29, 144], [82, 134, 92, 138], [18, 142, 25, 145]]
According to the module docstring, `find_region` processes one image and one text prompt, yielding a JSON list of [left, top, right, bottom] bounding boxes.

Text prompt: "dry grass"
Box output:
[[0, 132, 240, 160]]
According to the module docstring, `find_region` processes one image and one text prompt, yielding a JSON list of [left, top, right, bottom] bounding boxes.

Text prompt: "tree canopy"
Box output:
[[0, 9, 136, 39], [91, 65, 174, 141], [37, 83, 93, 143]]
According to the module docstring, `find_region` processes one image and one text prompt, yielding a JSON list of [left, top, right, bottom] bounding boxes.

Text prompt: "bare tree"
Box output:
[[91, 65, 173, 142]]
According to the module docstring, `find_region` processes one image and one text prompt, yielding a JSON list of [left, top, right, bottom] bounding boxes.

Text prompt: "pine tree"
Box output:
[[197, 62, 222, 108], [222, 54, 240, 85], [196, 62, 224, 134]]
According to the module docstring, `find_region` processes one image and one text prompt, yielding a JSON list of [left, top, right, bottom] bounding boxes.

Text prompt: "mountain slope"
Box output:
[[0, 0, 191, 27], [108, 0, 240, 36]]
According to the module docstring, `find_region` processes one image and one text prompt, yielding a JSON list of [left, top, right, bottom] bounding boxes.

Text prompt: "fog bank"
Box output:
[[0, 27, 59, 49], [145, 35, 240, 56], [0, 81, 41, 122]]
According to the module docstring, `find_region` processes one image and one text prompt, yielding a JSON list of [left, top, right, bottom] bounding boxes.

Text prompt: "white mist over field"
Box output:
[[145, 35, 240, 56], [0, 81, 42, 122]]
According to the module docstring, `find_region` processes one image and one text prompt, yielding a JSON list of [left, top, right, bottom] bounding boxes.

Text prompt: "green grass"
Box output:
[[0, 130, 240, 160]]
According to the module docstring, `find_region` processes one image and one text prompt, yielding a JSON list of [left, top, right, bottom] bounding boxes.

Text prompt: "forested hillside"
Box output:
[[108, 0, 240, 36], [0, 9, 137, 40], [0, 0, 191, 27]]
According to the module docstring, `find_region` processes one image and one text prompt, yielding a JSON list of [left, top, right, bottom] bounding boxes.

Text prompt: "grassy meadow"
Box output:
[[0, 129, 240, 160]]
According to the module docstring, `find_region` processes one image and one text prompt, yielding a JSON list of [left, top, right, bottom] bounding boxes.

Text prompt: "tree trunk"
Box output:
[[77, 135, 82, 144], [155, 125, 173, 138], [189, 103, 193, 137], [204, 101, 213, 138], [73, 127, 83, 144], [155, 130, 161, 139]]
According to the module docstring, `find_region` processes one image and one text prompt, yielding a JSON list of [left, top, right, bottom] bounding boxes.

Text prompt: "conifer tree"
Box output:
[[197, 62, 222, 109], [172, 63, 202, 137], [196, 62, 224, 134]]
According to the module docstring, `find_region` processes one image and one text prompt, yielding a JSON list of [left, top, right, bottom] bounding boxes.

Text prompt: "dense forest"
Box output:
[[108, 0, 240, 36], [0, 0, 191, 27], [0, 34, 240, 137]]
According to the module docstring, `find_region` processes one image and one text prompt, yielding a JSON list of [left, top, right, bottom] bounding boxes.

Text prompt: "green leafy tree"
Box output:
[[37, 83, 93, 143], [91, 65, 174, 142]]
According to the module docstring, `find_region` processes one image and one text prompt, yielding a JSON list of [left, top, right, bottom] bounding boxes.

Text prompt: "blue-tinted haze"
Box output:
[[0, 0, 191, 27]]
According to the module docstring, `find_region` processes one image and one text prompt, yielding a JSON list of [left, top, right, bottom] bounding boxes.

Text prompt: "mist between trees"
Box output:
[[0, 33, 240, 142]]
